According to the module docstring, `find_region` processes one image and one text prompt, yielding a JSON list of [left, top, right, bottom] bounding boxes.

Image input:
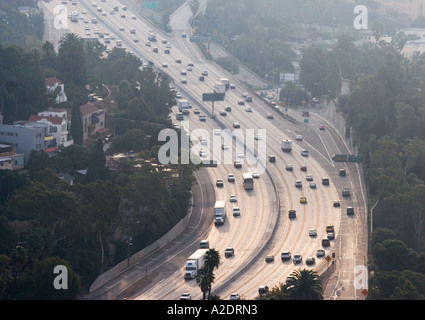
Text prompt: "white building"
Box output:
[[46, 77, 67, 104]]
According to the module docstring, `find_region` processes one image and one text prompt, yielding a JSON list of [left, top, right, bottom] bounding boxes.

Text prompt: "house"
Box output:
[[46, 77, 67, 104], [80, 102, 107, 145], [0, 121, 55, 164], [28, 115, 73, 148], [0, 144, 24, 170]]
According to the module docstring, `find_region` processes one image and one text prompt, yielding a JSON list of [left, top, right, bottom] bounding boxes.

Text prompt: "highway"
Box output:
[[40, 0, 367, 300]]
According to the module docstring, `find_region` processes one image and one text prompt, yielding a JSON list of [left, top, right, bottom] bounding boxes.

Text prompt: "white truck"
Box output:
[[177, 99, 190, 114], [220, 78, 230, 90], [213, 82, 226, 94], [71, 11, 79, 22], [281, 139, 292, 152], [184, 248, 208, 280], [214, 200, 226, 226]]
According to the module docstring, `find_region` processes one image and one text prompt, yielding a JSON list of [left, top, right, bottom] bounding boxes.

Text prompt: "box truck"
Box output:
[[184, 248, 208, 280], [214, 200, 226, 225]]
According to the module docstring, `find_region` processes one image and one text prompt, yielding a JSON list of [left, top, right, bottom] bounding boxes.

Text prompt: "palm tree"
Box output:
[[57, 33, 86, 84], [286, 268, 323, 300], [203, 249, 220, 299], [195, 266, 215, 300]]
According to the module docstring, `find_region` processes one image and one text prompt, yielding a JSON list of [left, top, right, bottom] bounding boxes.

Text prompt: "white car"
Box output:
[[230, 195, 237, 202], [237, 152, 244, 158], [252, 172, 260, 178], [295, 180, 302, 188], [296, 134, 303, 141], [245, 105, 252, 112], [229, 293, 240, 300], [255, 134, 261, 140], [232, 207, 241, 216], [309, 229, 317, 237], [214, 129, 221, 136], [227, 173, 235, 182], [180, 293, 192, 300], [200, 138, 208, 145]]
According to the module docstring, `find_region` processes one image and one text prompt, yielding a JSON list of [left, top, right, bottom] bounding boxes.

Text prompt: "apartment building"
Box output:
[[375, 0, 424, 21]]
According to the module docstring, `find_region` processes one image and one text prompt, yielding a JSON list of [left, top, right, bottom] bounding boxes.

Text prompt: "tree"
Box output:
[[57, 33, 86, 84], [25, 149, 50, 175], [84, 139, 108, 184], [286, 269, 323, 300], [203, 249, 220, 299], [71, 103, 83, 145], [196, 266, 215, 300]]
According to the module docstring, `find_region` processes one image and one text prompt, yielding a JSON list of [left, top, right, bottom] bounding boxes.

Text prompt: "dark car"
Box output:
[[288, 210, 296, 219], [293, 254, 302, 264], [225, 247, 234, 258], [234, 161, 242, 168], [281, 251, 291, 261], [347, 207, 355, 215], [216, 179, 224, 187], [339, 168, 346, 176], [322, 238, 330, 247]]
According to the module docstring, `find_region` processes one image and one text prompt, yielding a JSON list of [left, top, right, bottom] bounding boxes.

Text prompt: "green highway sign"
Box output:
[[190, 36, 209, 43], [142, 2, 158, 9], [332, 154, 348, 162], [202, 92, 225, 101], [348, 155, 363, 162]]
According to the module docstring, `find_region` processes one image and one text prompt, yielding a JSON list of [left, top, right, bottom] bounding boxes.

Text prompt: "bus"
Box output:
[[243, 173, 254, 190]]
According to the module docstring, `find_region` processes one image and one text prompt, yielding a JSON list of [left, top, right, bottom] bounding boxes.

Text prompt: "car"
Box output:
[[245, 105, 252, 112], [306, 174, 313, 181], [300, 164, 307, 171], [120, 14, 126, 18], [288, 210, 296, 219], [199, 114, 206, 121], [237, 99, 245, 105], [229, 293, 240, 300], [300, 196, 307, 204], [187, 61, 194, 67], [254, 133, 262, 140], [319, 125, 325, 130], [145, 41, 151, 46], [228, 173, 235, 182], [186, 65, 192, 71], [237, 152, 244, 159], [286, 163, 293, 171], [295, 180, 302, 188], [316, 249, 325, 258], [230, 195, 237, 202], [166, 43, 171, 48], [130, 28, 136, 34], [258, 285, 269, 295], [219, 110, 227, 116], [245, 96, 252, 102], [301, 149, 309, 156], [339, 168, 347, 176], [327, 231, 335, 240], [193, 108, 200, 114], [347, 207, 355, 215], [176, 58, 182, 63], [221, 144, 229, 150], [199, 240, 209, 249], [133, 38, 139, 42], [326, 224, 335, 233], [232, 207, 240, 216], [180, 70, 187, 75], [310, 182, 316, 188], [229, 83, 236, 89], [306, 257, 316, 266], [225, 247, 234, 258], [198, 75, 205, 81], [199, 150, 207, 158], [216, 179, 224, 187], [225, 106, 232, 112], [322, 177, 330, 185], [131, 15, 136, 19], [242, 92, 249, 98], [265, 254, 274, 263], [296, 134, 303, 141], [161, 39, 167, 44], [266, 113, 274, 119], [152, 47, 158, 52], [252, 172, 260, 179], [234, 161, 242, 168], [181, 32, 187, 38], [309, 229, 317, 237], [201, 70, 208, 76], [162, 62, 167, 67], [269, 155, 275, 162], [180, 293, 192, 300], [333, 200, 340, 207], [322, 238, 330, 247], [233, 122, 240, 128], [214, 129, 221, 136], [200, 138, 208, 145], [181, 78, 187, 84], [281, 251, 291, 261], [342, 186, 350, 196], [293, 254, 302, 264]]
